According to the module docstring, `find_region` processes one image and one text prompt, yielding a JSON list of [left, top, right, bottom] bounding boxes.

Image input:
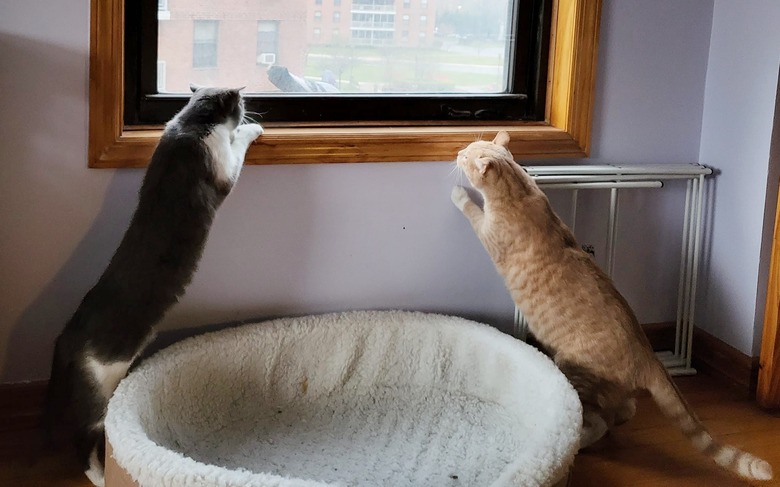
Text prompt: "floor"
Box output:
[[1, 375, 778, 486]]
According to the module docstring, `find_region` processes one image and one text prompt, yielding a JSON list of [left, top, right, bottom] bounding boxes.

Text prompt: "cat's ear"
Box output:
[[189, 83, 205, 93], [475, 157, 492, 175], [493, 130, 510, 148]]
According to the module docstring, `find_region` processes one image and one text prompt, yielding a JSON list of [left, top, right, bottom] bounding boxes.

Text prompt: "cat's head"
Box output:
[[176, 85, 245, 130], [455, 131, 518, 190]]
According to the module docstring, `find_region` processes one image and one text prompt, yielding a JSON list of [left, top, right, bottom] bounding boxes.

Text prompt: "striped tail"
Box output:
[[646, 364, 773, 481]]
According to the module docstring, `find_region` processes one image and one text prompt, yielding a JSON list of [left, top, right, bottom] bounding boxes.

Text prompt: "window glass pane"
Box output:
[[158, 0, 515, 94]]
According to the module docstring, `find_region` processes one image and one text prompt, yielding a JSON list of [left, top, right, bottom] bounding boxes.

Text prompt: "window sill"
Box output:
[[89, 0, 601, 167]]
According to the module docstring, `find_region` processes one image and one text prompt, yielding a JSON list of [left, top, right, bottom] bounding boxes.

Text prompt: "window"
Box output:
[[256, 21, 279, 66], [192, 20, 218, 68], [157, 0, 170, 20], [92, 0, 602, 166], [334, 0, 341, 5], [129, 0, 550, 122]]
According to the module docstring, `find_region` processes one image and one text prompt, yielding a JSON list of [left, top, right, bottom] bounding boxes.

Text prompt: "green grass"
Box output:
[[303, 42, 505, 92], [304, 60, 502, 93], [306, 44, 505, 67]]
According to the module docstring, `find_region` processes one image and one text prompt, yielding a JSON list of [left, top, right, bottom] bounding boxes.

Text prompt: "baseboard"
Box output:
[[691, 327, 759, 396], [642, 321, 677, 352], [1, 324, 758, 432], [0, 380, 47, 433], [640, 322, 758, 396]]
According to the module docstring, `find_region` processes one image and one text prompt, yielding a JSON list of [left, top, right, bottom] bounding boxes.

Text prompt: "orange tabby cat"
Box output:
[[451, 131, 772, 481]]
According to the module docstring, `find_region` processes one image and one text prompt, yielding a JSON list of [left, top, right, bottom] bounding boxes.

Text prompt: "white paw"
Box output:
[[451, 186, 471, 210], [579, 411, 609, 450], [235, 123, 264, 142], [84, 447, 105, 486]]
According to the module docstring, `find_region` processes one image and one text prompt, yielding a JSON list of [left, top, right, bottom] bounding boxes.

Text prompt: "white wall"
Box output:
[[0, 0, 716, 382], [697, 0, 780, 355]]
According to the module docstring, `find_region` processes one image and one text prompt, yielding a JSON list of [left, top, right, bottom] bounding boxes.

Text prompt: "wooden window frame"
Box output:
[[88, 0, 601, 168]]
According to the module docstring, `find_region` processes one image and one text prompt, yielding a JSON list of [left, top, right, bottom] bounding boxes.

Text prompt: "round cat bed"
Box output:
[[104, 311, 581, 487]]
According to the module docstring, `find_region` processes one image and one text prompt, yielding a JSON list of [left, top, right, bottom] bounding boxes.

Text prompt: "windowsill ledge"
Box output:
[[90, 123, 587, 168]]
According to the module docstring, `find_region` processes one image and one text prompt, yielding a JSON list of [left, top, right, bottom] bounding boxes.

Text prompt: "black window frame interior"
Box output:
[[124, 0, 552, 127]]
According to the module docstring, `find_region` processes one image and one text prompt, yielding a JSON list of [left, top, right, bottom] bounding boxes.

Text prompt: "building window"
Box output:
[[315, 0, 322, 4], [314, 11, 322, 21], [333, 11, 340, 23], [403, 0, 410, 8], [256, 21, 279, 66], [192, 20, 218, 68], [157, 0, 170, 20], [334, 0, 341, 5], [420, 15, 426, 25], [156, 60, 166, 92], [95, 0, 600, 166]]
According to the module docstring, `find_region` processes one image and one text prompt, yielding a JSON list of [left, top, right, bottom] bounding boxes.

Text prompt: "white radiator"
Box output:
[[514, 164, 712, 376]]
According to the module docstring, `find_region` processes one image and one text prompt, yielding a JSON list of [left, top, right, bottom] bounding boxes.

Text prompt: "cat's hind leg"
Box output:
[[77, 352, 143, 486], [580, 408, 609, 449], [614, 397, 637, 426], [82, 425, 107, 487]]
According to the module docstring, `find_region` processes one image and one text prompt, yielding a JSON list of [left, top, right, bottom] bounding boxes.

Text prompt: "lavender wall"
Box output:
[[697, 0, 780, 355], [0, 1, 719, 382]]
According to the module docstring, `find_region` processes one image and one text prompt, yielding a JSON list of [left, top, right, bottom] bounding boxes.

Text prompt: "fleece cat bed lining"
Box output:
[[104, 311, 581, 487]]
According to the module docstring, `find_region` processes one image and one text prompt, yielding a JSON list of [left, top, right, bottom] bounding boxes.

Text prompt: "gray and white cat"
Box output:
[[44, 86, 263, 486]]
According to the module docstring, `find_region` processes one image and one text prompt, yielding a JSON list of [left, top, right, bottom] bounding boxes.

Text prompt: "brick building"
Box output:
[[157, 0, 439, 93], [158, 0, 308, 93]]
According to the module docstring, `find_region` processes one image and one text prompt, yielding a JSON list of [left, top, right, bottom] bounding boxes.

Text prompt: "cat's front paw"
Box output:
[[235, 123, 264, 143], [451, 186, 471, 210]]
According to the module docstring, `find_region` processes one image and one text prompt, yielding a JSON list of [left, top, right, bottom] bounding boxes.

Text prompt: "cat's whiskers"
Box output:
[[448, 160, 465, 187], [245, 110, 269, 118]]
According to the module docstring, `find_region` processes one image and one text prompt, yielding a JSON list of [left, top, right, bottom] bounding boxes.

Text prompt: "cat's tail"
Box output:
[[645, 362, 773, 481]]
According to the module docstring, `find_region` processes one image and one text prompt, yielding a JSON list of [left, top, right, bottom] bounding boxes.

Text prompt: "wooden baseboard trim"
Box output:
[[643, 321, 677, 352], [641, 322, 757, 396], [1, 324, 758, 431], [691, 327, 759, 397], [0, 380, 47, 433]]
